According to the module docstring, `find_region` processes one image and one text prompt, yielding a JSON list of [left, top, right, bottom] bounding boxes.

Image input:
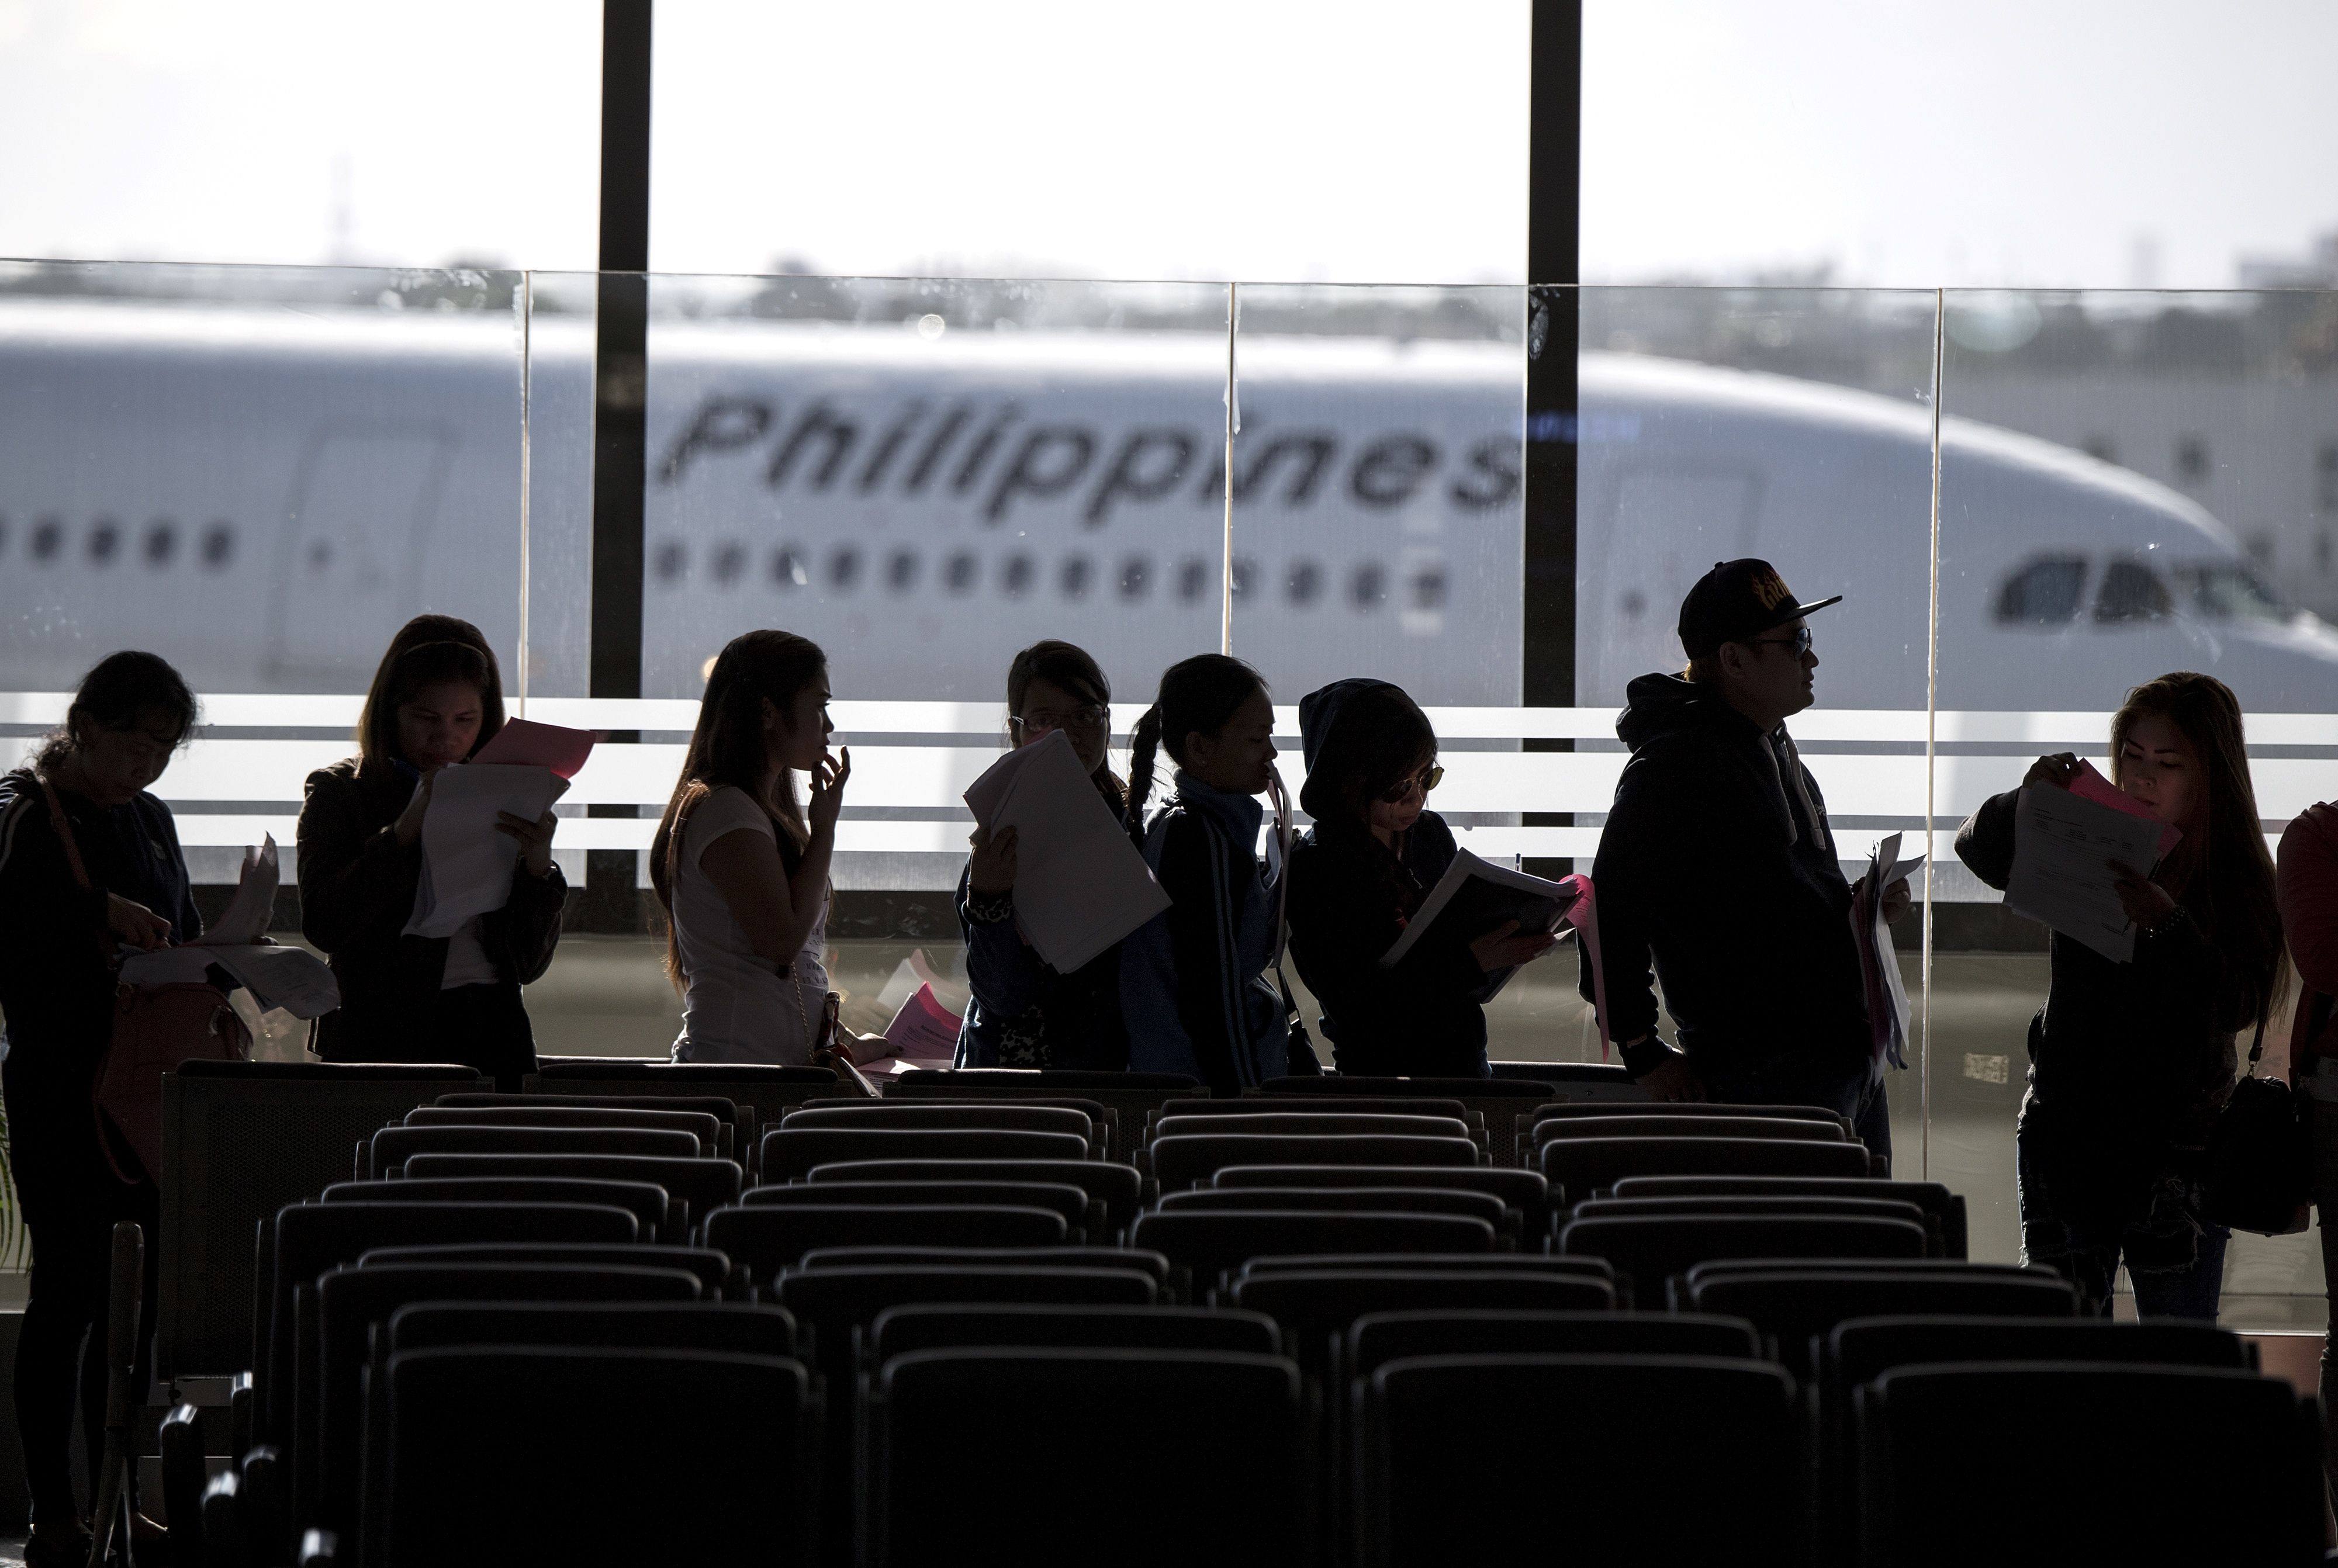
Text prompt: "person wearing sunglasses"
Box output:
[[1583, 559, 1908, 1163], [954, 639, 1133, 1069], [1286, 679, 1560, 1078]]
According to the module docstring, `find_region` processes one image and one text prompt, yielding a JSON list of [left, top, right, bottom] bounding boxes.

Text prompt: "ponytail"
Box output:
[[1126, 705, 1165, 853]]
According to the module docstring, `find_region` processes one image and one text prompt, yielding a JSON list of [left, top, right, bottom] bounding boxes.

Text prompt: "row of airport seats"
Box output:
[[154, 1059, 2325, 1566]]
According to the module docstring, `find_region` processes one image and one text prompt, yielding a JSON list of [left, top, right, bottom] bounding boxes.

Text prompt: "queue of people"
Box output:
[[11, 556, 2338, 1551]]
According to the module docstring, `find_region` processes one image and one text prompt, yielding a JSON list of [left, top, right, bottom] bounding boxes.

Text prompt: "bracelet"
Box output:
[[2144, 905, 2188, 942], [965, 888, 1015, 924]]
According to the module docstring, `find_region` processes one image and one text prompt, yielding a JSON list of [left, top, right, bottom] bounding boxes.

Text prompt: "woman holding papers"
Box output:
[[0, 650, 202, 1564], [955, 641, 1132, 1068], [2277, 787, 2338, 1499], [1286, 680, 1559, 1078], [1119, 654, 1295, 1094], [300, 618, 566, 1090], [652, 629, 862, 1065], [1956, 671, 2283, 1319]]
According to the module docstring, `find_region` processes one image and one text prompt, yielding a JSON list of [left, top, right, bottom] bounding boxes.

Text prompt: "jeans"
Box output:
[[1700, 1053, 1893, 1172], [2016, 1104, 2227, 1320]]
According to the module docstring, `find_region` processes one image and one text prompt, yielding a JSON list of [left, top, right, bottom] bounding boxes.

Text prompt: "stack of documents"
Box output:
[[403, 764, 565, 939], [2007, 773, 2175, 963], [119, 836, 341, 1018], [1850, 833, 1924, 1072]]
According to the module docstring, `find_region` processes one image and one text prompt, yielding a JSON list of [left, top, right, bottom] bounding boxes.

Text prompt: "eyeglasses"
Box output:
[[1013, 704, 1109, 735], [1379, 764, 1444, 803], [1749, 626, 1813, 656]]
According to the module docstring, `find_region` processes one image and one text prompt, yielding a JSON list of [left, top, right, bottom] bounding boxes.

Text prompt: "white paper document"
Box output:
[[207, 836, 279, 944], [116, 833, 341, 1018], [963, 729, 1170, 974], [1852, 833, 1925, 1071], [2005, 782, 2167, 963], [403, 764, 562, 940]]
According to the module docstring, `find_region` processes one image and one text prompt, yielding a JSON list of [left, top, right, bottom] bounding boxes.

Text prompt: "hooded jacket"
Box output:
[[1582, 673, 1869, 1078], [1286, 680, 1496, 1078]]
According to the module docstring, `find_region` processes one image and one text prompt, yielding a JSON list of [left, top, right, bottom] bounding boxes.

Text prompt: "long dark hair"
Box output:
[[35, 650, 200, 773], [1125, 654, 1268, 849], [2111, 671, 2285, 1026], [1299, 685, 1437, 839], [649, 630, 828, 989], [1007, 639, 1125, 813], [357, 614, 506, 766]]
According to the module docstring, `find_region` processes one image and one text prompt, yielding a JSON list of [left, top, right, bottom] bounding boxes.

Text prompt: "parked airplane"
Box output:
[[2, 296, 2330, 719]]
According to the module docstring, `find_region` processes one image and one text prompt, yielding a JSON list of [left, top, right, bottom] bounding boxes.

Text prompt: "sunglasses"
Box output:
[[1379, 764, 1445, 803], [1749, 626, 1813, 656], [1012, 704, 1109, 735]]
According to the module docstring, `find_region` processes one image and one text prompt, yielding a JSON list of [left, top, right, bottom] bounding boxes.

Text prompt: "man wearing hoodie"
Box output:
[[1581, 558, 1907, 1160]]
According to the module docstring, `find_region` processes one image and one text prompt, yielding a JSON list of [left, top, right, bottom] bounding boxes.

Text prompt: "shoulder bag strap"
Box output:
[[37, 774, 115, 966]]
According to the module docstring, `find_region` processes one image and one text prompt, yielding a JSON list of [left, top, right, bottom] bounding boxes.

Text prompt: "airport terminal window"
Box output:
[[1994, 557, 2087, 625], [2094, 559, 2173, 623]]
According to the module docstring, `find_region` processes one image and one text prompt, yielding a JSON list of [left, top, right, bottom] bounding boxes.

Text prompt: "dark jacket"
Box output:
[[1580, 673, 1868, 1079], [1288, 811, 1493, 1078], [1957, 786, 2244, 1217], [0, 767, 203, 1212], [297, 758, 566, 1059], [952, 831, 1131, 1070]]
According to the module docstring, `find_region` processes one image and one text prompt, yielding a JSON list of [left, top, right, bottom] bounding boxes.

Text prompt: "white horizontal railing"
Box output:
[[7, 698, 2338, 871]]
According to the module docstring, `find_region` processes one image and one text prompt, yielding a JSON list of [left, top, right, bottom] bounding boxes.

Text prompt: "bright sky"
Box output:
[[0, 0, 2330, 288]]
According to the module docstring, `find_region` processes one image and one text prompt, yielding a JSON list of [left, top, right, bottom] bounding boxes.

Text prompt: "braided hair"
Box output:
[[1125, 654, 1268, 851]]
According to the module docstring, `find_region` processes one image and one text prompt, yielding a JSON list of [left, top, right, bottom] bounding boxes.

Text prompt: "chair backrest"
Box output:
[[1152, 1096, 1475, 1137], [885, 1069, 1198, 1157], [158, 1061, 483, 1381], [1229, 1271, 1617, 1374], [404, 1105, 724, 1158], [756, 1127, 1091, 1183], [389, 1300, 796, 1358], [1531, 1100, 1853, 1136], [1825, 1313, 2251, 1395], [1555, 1213, 1929, 1306], [1157, 1186, 1510, 1230], [1360, 1354, 1800, 1567], [365, 1124, 701, 1179], [1566, 1195, 1935, 1253], [1854, 1363, 2321, 1566], [261, 1202, 638, 1445], [805, 1159, 1146, 1234], [435, 1091, 748, 1148], [1149, 1134, 1480, 1192], [526, 1058, 856, 1126], [354, 1242, 733, 1297], [1154, 1113, 1475, 1145], [1533, 1113, 1846, 1147], [779, 1265, 1158, 1377], [326, 1177, 676, 1244], [1260, 1074, 1558, 1165], [374, 1347, 815, 1568], [1127, 1210, 1495, 1293], [870, 1349, 1306, 1567], [869, 1304, 1281, 1365], [1540, 1136, 1873, 1204], [399, 1153, 743, 1231], [309, 1262, 700, 1531], [1611, 1174, 1969, 1259], [1213, 1164, 1551, 1230], [1684, 1268, 2081, 1373], [1347, 1310, 1761, 1380], [1237, 1252, 1613, 1283], [745, 1181, 1093, 1235], [792, 1245, 1172, 1286], [781, 1102, 1098, 1152], [1492, 1061, 1634, 1093], [810, 1095, 1119, 1157], [703, 1203, 1070, 1282]]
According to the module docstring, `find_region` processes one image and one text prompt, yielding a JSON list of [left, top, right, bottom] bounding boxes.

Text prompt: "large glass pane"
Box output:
[[0, 258, 527, 1048], [1570, 285, 1941, 1165], [1936, 287, 2338, 1304]]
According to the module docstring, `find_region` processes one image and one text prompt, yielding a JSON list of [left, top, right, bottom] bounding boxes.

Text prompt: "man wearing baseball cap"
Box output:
[[1579, 559, 1908, 1160]]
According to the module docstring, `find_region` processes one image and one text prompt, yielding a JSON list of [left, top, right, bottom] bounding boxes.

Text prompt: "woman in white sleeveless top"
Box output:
[[651, 630, 849, 1064]]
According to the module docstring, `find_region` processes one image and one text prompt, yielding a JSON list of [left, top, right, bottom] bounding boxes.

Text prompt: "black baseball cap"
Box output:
[[1678, 559, 1842, 660]]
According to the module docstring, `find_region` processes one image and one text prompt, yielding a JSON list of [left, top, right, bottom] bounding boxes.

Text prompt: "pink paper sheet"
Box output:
[[473, 718, 597, 779], [1557, 874, 1612, 1059], [2069, 761, 2181, 860]]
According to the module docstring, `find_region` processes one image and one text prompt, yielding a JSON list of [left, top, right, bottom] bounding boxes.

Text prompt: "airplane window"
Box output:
[[2094, 559, 2173, 624], [1286, 560, 1320, 607], [1410, 566, 1449, 611], [2319, 443, 2338, 512], [1060, 556, 1091, 600], [1230, 558, 1256, 604], [772, 545, 809, 588], [1177, 558, 1208, 603], [653, 541, 687, 582], [945, 552, 977, 594], [2172, 563, 2287, 624], [1350, 563, 1386, 610], [712, 541, 746, 587], [2175, 436, 2210, 484], [888, 550, 919, 593], [1001, 554, 1032, 597], [829, 547, 862, 590], [32, 518, 62, 563], [89, 520, 120, 565], [1993, 557, 2087, 625], [1119, 556, 1151, 601], [200, 524, 233, 569], [144, 522, 176, 566]]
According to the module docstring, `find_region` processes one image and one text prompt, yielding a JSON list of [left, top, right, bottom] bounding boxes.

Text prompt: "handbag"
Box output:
[[40, 777, 250, 1186], [2202, 1015, 2311, 1236]]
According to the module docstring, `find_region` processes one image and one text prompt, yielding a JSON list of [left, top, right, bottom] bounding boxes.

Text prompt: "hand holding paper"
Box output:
[[404, 764, 563, 939], [472, 718, 597, 779], [2005, 780, 2170, 963]]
